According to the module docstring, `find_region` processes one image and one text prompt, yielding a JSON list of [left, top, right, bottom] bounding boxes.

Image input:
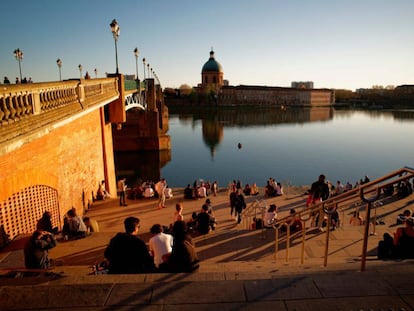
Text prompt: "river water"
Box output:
[[116, 107, 414, 188]]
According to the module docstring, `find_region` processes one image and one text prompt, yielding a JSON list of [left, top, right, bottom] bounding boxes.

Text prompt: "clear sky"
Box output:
[[1, 0, 413, 90]]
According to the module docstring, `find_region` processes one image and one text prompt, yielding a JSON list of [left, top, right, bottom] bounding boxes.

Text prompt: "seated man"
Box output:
[[148, 224, 173, 270], [195, 204, 216, 234], [104, 217, 155, 274], [184, 184, 193, 199]]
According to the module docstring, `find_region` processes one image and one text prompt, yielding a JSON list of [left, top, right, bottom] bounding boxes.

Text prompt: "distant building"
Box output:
[[195, 49, 333, 107], [124, 74, 136, 81], [291, 81, 314, 89], [200, 49, 224, 93], [394, 85, 414, 94]]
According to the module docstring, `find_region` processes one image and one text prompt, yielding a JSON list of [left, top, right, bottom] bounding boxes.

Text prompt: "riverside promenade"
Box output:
[[1, 186, 414, 310]]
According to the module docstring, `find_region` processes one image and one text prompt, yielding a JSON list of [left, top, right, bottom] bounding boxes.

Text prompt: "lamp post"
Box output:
[[13, 48, 24, 81], [133, 47, 139, 80], [147, 64, 150, 78], [94, 68, 98, 78], [142, 57, 146, 80], [78, 64, 83, 79], [56, 58, 62, 81], [134, 47, 140, 90], [110, 19, 120, 74]]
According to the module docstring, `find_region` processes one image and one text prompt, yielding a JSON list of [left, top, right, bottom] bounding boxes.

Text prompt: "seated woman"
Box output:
[[250, 183, 259, 196], [163, 220, 199, 272], [275, 182, 284, 196], [263, 204, 278, 228]]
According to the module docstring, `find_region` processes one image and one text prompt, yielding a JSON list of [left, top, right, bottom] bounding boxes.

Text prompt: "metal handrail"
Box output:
[[273, 166, 414, 271]]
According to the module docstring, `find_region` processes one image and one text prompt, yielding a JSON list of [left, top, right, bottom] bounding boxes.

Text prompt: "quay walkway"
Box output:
[[1, 186, 414, 310]]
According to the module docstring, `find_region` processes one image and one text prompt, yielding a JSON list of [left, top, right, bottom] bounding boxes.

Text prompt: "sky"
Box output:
[[1, 0, 413, 90]]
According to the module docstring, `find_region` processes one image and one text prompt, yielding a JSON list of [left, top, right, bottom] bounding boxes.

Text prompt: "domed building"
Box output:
[[201, 49, 224, 92]]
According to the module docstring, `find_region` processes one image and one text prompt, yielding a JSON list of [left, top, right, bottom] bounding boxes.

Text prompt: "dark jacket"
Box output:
[[24, 232, 57, 269], [168, 236, 199, 272], [104, 233, 154, 274]]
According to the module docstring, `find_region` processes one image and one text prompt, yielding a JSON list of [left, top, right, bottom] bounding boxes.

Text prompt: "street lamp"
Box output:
[[78, 64, 83, 79], [147, 63, 150, 78], [110, 19, 120, 74], [94, 68, 98, 78], [13, 48, 24, 81], [56, 58, 62, 81], [142, 57, 146, 79], [133, 47, 139, 80]]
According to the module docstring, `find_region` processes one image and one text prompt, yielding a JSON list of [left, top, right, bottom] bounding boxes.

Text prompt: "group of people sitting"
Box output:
[[24, 209, 99, 270], [183, 180, 219, 200], [104, 216, 199, 274], [265, 178, 284, 197]]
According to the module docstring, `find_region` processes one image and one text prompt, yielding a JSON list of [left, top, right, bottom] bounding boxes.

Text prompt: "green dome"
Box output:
[[202, 50, 223, 73]]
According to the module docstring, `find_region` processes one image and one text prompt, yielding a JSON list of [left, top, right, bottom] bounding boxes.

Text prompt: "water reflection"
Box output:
[[115, 107, 414, 187], [172, 107, 334, 157]]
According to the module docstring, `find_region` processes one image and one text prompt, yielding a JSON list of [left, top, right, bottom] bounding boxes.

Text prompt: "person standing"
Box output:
[[148, 224, 173, 269], [212, 181, 218, 196], [155, 178, 167, 209], [234, 189, 246, 224], [117, 178, 127, 206], [104, 217, 154, 274], [307, 174, 330, 207]]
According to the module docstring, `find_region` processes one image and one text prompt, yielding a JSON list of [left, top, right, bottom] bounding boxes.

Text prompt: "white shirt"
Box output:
[[264, 211, 277, 227], [198, 186, 207, 197], [149, 232, 173, 268]]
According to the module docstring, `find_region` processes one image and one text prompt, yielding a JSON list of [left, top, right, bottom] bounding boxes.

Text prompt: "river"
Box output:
[[115, 107, 414, 189]]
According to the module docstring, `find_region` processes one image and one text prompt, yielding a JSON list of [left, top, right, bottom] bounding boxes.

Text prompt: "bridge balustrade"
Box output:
[[0, 79, 120, 155]]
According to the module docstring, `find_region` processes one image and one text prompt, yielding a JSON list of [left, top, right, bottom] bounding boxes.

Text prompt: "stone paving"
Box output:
[[1, 187, 414, 310]]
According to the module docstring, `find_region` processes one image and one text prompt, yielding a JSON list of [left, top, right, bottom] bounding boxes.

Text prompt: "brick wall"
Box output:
[[0, 107, 116, 236]]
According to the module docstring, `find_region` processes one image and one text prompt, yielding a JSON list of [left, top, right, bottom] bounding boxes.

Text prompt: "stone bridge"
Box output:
[[0, 75, 168, 243]]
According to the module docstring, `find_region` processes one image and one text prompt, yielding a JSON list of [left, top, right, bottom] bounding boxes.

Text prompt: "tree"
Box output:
[[179, 84, 193, 96]]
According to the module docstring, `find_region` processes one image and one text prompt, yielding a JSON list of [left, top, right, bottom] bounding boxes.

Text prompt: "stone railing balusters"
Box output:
[[0, 78, 119, 127]]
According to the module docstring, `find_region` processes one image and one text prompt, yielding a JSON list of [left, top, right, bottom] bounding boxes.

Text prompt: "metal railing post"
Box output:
[[360, 187, 381, 271]]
